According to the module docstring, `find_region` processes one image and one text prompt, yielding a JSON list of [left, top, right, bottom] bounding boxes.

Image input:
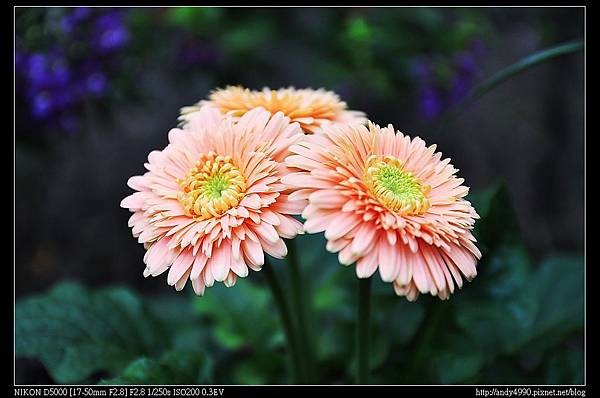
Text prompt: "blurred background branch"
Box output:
[[436, 39, 584, 135]]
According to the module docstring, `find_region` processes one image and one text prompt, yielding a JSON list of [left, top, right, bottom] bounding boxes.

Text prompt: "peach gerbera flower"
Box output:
[[283, 121, 481, 301], [179, 85, 367, 134], [121, 106, 305, 295]]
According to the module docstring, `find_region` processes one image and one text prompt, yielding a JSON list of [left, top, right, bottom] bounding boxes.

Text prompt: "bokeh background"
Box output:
[[15, 7, 584, 385]]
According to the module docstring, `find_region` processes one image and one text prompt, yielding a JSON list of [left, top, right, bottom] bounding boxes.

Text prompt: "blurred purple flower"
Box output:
[[419, 87, 443, 120], [25, 52, 71, 89], [53, 90, 75, 110], [94, 11, 130, 52], [26, 54, 49, 85], [455, 52, 478, 75], [411, 40, 484, 121], [50, 57, 71, 87], [448, 53, 479, 103], [60, 7, 92, 33], [72, 7, 92, 21], [31, 92, 53, 119], [60, 16, 75, 33], [449, 73, 473, 104], [78, 59, 108, 95], [15, 50, 25, 69], [85, 71, 108, 95], [17, 7, 131, 135]]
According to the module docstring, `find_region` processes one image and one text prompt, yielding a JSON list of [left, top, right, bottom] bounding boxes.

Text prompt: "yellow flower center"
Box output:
[[177, 152, 246, 220], [364, 155, 431, 215]]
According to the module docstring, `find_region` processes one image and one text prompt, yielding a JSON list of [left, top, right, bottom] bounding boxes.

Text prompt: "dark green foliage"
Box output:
[[15, 283, 209, 384], [16, 283, 164, 383], [193, 280, 287, 384], [15, 184, 583, 384], [100, 351, 211, 385], [371, 184, 584, 384]]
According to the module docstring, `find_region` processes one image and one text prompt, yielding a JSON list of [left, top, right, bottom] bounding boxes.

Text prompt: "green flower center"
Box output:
[[202, 174, 231, 200], [364, 155, 430, 215], [177, 152, 246, 220]]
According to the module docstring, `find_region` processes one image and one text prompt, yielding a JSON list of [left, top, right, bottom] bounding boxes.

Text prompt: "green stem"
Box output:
[[405, 301, 444, 382], [287, 238, 315, 383], [437, 39, 583, 134], [263, 259, 304, 383], [356, 277, 372, 384]]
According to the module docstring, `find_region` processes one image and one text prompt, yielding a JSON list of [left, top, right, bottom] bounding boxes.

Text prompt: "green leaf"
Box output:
[[522, 255, 584, 357], [15, 282, 167, 383], [544, 347, 584, 384], [474, 242, 533, 300], [193, 280, 287, 384], [346, 17, 372, 43], [299, 226, 427, 379], [229, 349, 291, 385], [469, 182, 522, 253], [454, 295, 536, 356], [396, 185, 583, 384], [100, 350, 211, 385], [430, 333, 484, 384], [459, 253, 581, 341], [232, 361, 269, 385], [452, 252, 583, 382], [147, 294, 210, 352], [194, 280, 282, 350], [375, 296, 426, 346], [221, 18, 274, 57], [164, 7, 222, 33]]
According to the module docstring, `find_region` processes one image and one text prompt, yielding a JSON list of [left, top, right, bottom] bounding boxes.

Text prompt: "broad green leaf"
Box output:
[[371, 277, 426, 345], [100, 350, 211, 385], [544, 347, 584, 384], [193, 280, 287, 384], [294, 233, 356, 367], [454, 296, 536, 355], [475, 243, 532, 299], [521, 255, 584, 358], [429, 333, 484, 384], [396, 184, 583, 384], [232, 361, 268, 385], [15, 282, 167, 383], [230, 349, 289, 385], [452, 253, 583, 382], [146, 294, 209, 352], [470, 182, 522, 253], [164, 7, 222, 33], [194, 280, 282, 350], [476, 358, 532, 384]]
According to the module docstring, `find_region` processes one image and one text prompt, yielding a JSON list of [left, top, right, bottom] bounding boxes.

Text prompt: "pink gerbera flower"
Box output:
[[283, 122, 481, 301], [121, 106, 305, 295], [179, 85, 367, 134]]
